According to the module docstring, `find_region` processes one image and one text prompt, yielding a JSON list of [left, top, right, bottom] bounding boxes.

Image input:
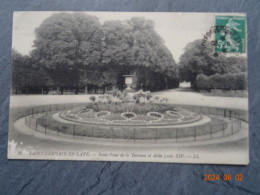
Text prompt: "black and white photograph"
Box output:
[[8, 12, 248, 164]]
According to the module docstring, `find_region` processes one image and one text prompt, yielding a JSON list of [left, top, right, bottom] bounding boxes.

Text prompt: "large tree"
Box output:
[[32, 13, 103, 94], [128, 17, 179, 90], [31, 13, 179, 93], [101, 20, 135, 89], [101, 17, 179, 91]]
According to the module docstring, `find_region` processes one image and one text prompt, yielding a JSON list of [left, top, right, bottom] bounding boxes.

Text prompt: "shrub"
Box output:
[[221, 73, 236, 90], [196, 74, 210, 91], [210, 73, 223, 89], [133, 94, 140, 104], [196, 72, 247, 91], [235, 72, 247, 90], [106, 95, 112, 103], [89, 96, 96, 103], [146, 92, 152, 101], [154, 96, 160, 103]]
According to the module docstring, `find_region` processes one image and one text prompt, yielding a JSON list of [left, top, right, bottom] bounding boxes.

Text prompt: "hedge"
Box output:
[[196, 72, 247, 91]]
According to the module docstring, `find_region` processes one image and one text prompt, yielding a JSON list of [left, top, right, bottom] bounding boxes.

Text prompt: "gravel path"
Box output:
[[152, 88, 248, 110]]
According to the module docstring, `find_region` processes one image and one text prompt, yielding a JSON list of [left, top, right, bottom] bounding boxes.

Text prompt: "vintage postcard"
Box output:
[[8, 12, 248, 164]]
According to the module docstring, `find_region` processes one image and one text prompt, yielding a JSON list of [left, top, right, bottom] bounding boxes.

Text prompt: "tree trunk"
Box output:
[[75, 87, 79, 94], [165, 77, 168, 89], [85, 86, 88, 94]]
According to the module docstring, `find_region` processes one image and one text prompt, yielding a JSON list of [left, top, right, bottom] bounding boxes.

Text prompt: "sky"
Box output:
[[12, 12, 239, 63]]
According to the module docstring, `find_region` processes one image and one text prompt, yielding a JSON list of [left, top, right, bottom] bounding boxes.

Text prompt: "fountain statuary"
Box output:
[[123, 75, 135, 102], [123, 75, 134, 91]]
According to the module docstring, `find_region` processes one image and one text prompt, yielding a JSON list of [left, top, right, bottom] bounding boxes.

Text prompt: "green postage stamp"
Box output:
[[215, 15, 246, 53]]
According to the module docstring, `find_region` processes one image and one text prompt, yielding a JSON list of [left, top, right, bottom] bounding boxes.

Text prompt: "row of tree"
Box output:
[[11, 13, 178, 94], [11, 13, 247, 94]]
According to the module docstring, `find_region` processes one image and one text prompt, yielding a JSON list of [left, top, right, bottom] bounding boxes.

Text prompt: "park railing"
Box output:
[[24, 103, 247, 143]]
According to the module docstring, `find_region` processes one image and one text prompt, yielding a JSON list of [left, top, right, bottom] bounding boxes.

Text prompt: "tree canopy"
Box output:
[[31, 13, 103, 91], [25, 13, 179, 93]]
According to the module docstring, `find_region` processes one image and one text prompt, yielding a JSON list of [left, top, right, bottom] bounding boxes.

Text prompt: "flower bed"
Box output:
[[166, 110, 181, 117], [84, 102, 175, 114], [95, 111, 111, 120], [121, 112, 137, 120], [147, 112, 164, 122], [78, 108, 93, 114], [60, 103, 202, 126]]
